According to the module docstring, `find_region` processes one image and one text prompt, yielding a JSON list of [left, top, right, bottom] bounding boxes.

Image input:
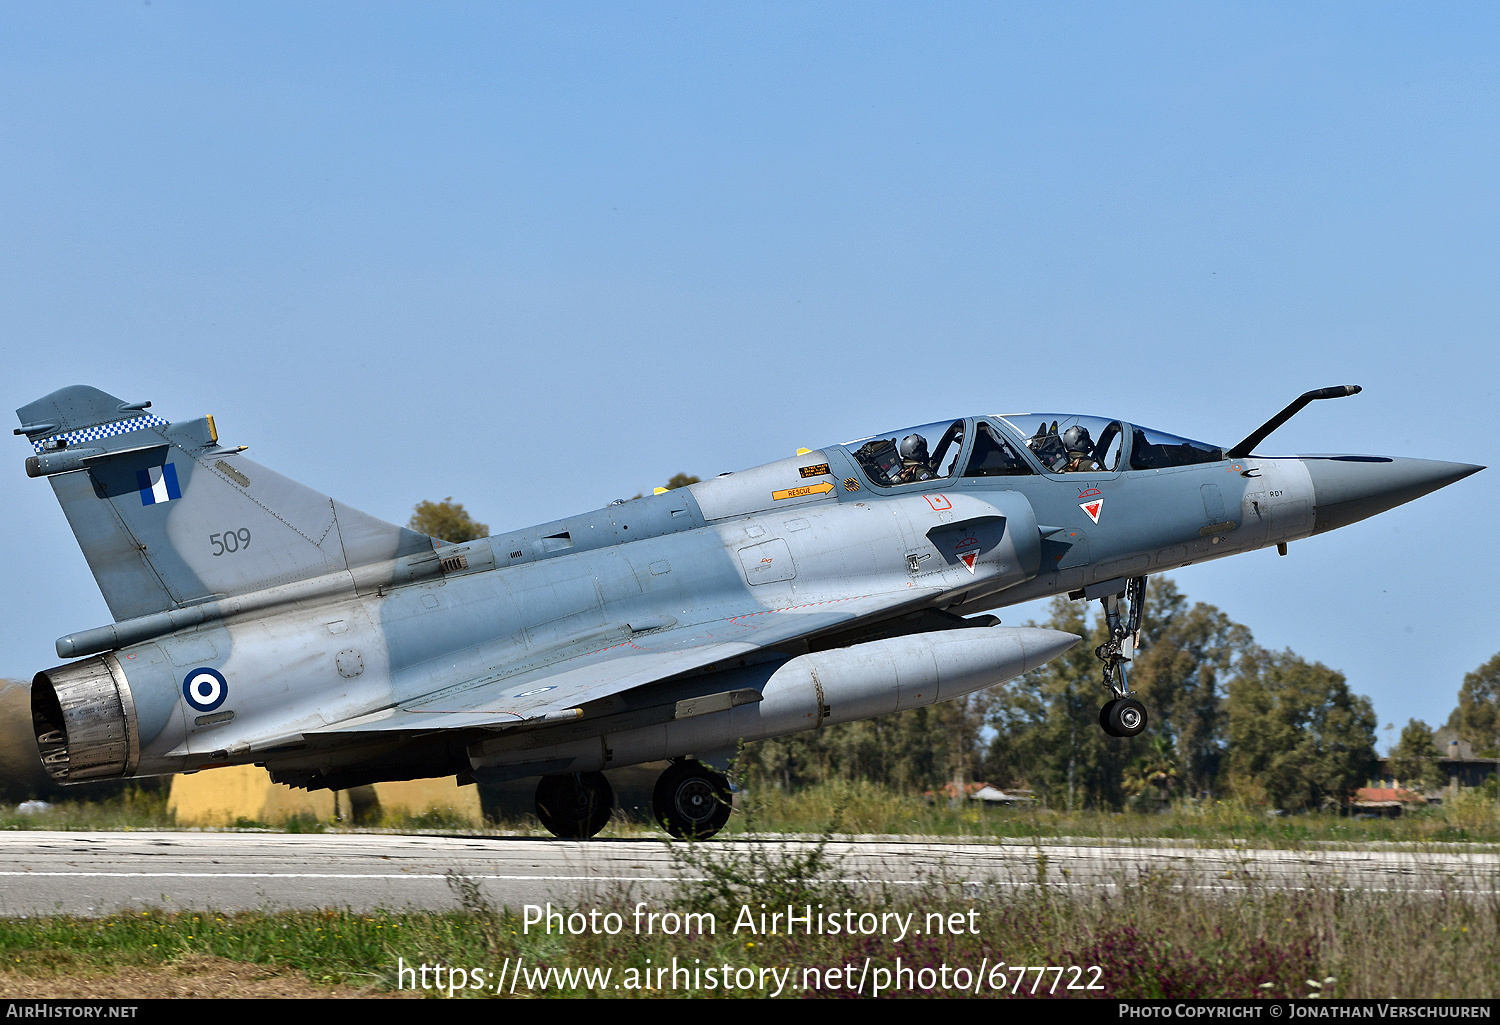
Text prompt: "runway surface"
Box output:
[[0, 831, 1495, 917]]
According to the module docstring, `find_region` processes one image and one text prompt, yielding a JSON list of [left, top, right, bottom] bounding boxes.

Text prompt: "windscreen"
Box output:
[[1128, 426, 1224, 469], [963, 420, 1035, 477]]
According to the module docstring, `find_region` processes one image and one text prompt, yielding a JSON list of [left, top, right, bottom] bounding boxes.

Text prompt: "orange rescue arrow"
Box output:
[[772, 481, 836, 501]]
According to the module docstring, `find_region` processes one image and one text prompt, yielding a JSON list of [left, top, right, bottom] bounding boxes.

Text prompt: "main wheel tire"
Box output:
[[1099, 700, 1118, 735], [1106, 697, 1148, 737], [653, 760, 732, 839], [535, 771, 615, 839]]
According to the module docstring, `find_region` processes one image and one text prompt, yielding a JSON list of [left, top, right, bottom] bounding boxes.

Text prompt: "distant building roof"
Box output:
[[972, 785, 1034, 804], [1353, 786, 1425, 807], [1422, 726, 1499, 764], [924, 781, 1035, 804]]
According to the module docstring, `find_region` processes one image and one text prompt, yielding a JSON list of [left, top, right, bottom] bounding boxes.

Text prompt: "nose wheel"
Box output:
[[653, 759, 732, 839], [1100, 696, 1148, 737], [535, 771, 615, 839]]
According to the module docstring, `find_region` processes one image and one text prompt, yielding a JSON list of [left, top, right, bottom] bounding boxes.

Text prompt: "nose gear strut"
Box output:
[[1094, 576, 1148, 737]]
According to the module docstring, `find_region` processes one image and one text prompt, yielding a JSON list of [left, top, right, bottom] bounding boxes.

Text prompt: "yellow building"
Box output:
[[167, 765, 481, 826]]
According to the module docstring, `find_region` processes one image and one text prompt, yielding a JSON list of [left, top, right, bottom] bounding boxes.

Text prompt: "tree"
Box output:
[[631, 473, 700, 501], [740, 579, 1371, 813], [738, 698, 985, 794], [1125, 579, 1252, 797], [1227, 647, 1377, 810], [408, 498, 488, 543], [1445, 652, 1500, 757], [980, 580, 1250, 808], [1388, 719, 1445, 793], [1121, 733, 1181, 811], [981, 597, 1139, 810]]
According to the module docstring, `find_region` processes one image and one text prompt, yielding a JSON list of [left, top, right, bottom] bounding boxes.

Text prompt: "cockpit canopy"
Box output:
[[845, 419, 967, 488], [842, 414, 1224, 485], [999, 415, 1125, 474], [1120, 423, 1224, 470]]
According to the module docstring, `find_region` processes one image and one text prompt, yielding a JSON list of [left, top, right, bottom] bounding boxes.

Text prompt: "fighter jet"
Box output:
[[16, 385, 1481, 839]]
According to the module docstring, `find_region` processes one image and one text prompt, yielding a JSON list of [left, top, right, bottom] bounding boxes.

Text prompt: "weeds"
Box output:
[[729, 782, 1500, 847], [1, 780, 1499, 997], [380, 807, 479, 831], [668, 781, 852, 924], [0, 861, 1496, 997], [7, 780, 1500, 848], [669, 830, 851, 925]]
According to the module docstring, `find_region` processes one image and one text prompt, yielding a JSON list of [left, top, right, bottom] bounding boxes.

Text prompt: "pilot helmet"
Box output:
[[899, 434, 929, 462], [1063, 425, 1093, 453]]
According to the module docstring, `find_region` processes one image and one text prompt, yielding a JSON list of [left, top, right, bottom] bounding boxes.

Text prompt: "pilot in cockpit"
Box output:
[[895, 434, 937, 484], [1061, 426, 1102, 472]]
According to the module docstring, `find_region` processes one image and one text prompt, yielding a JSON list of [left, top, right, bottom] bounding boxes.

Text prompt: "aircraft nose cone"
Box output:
[[1305, 456, 1483, 534], [1012, 626, 1083, 674]]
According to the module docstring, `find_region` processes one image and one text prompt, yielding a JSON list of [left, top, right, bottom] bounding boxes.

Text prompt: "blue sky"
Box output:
[[1, 4, 1494, 751]]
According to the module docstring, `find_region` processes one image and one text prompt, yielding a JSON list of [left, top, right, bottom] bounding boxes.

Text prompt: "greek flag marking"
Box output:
[[137, 463, 182, 505]]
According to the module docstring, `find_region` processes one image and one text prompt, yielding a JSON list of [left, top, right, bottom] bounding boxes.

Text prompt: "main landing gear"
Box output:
[[1096, 576, 1149, 738], [653, 759, 732, 839], [535, 771, 615, 839], [532, 759, 734, 840]]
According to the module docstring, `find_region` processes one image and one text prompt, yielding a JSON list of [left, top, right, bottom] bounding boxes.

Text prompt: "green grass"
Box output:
[[723, 778, 1500, 846], [0, 786, 174, 832], [3, 783, 1500, 997], [7, 780, 1500, 848], [0, 848, 1497, 998]]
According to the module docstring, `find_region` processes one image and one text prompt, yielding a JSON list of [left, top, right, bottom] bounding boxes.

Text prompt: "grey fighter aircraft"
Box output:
[[16, 385, 1481, 839]]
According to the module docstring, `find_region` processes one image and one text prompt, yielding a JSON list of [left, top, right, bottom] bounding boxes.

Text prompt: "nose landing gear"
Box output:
[[1095, 576, 1149, 737]]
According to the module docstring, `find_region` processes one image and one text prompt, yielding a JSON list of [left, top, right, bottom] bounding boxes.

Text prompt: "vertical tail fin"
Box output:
[[18, 385, 434, 622]]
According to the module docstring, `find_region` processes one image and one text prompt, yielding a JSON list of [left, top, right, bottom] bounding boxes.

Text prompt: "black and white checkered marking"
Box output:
[[32, 415, 170, 454]]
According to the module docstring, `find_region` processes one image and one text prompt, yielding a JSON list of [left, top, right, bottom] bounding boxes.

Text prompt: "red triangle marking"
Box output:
[[959, 551, 978, 574], [1080, 499, 1103, 524]]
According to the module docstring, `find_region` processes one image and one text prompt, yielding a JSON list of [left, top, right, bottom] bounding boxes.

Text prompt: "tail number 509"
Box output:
[[209, 528, 252, 556]]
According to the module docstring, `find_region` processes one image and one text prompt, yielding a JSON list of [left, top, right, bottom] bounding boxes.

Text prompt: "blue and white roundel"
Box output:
[[183, 667, 229, 712]]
